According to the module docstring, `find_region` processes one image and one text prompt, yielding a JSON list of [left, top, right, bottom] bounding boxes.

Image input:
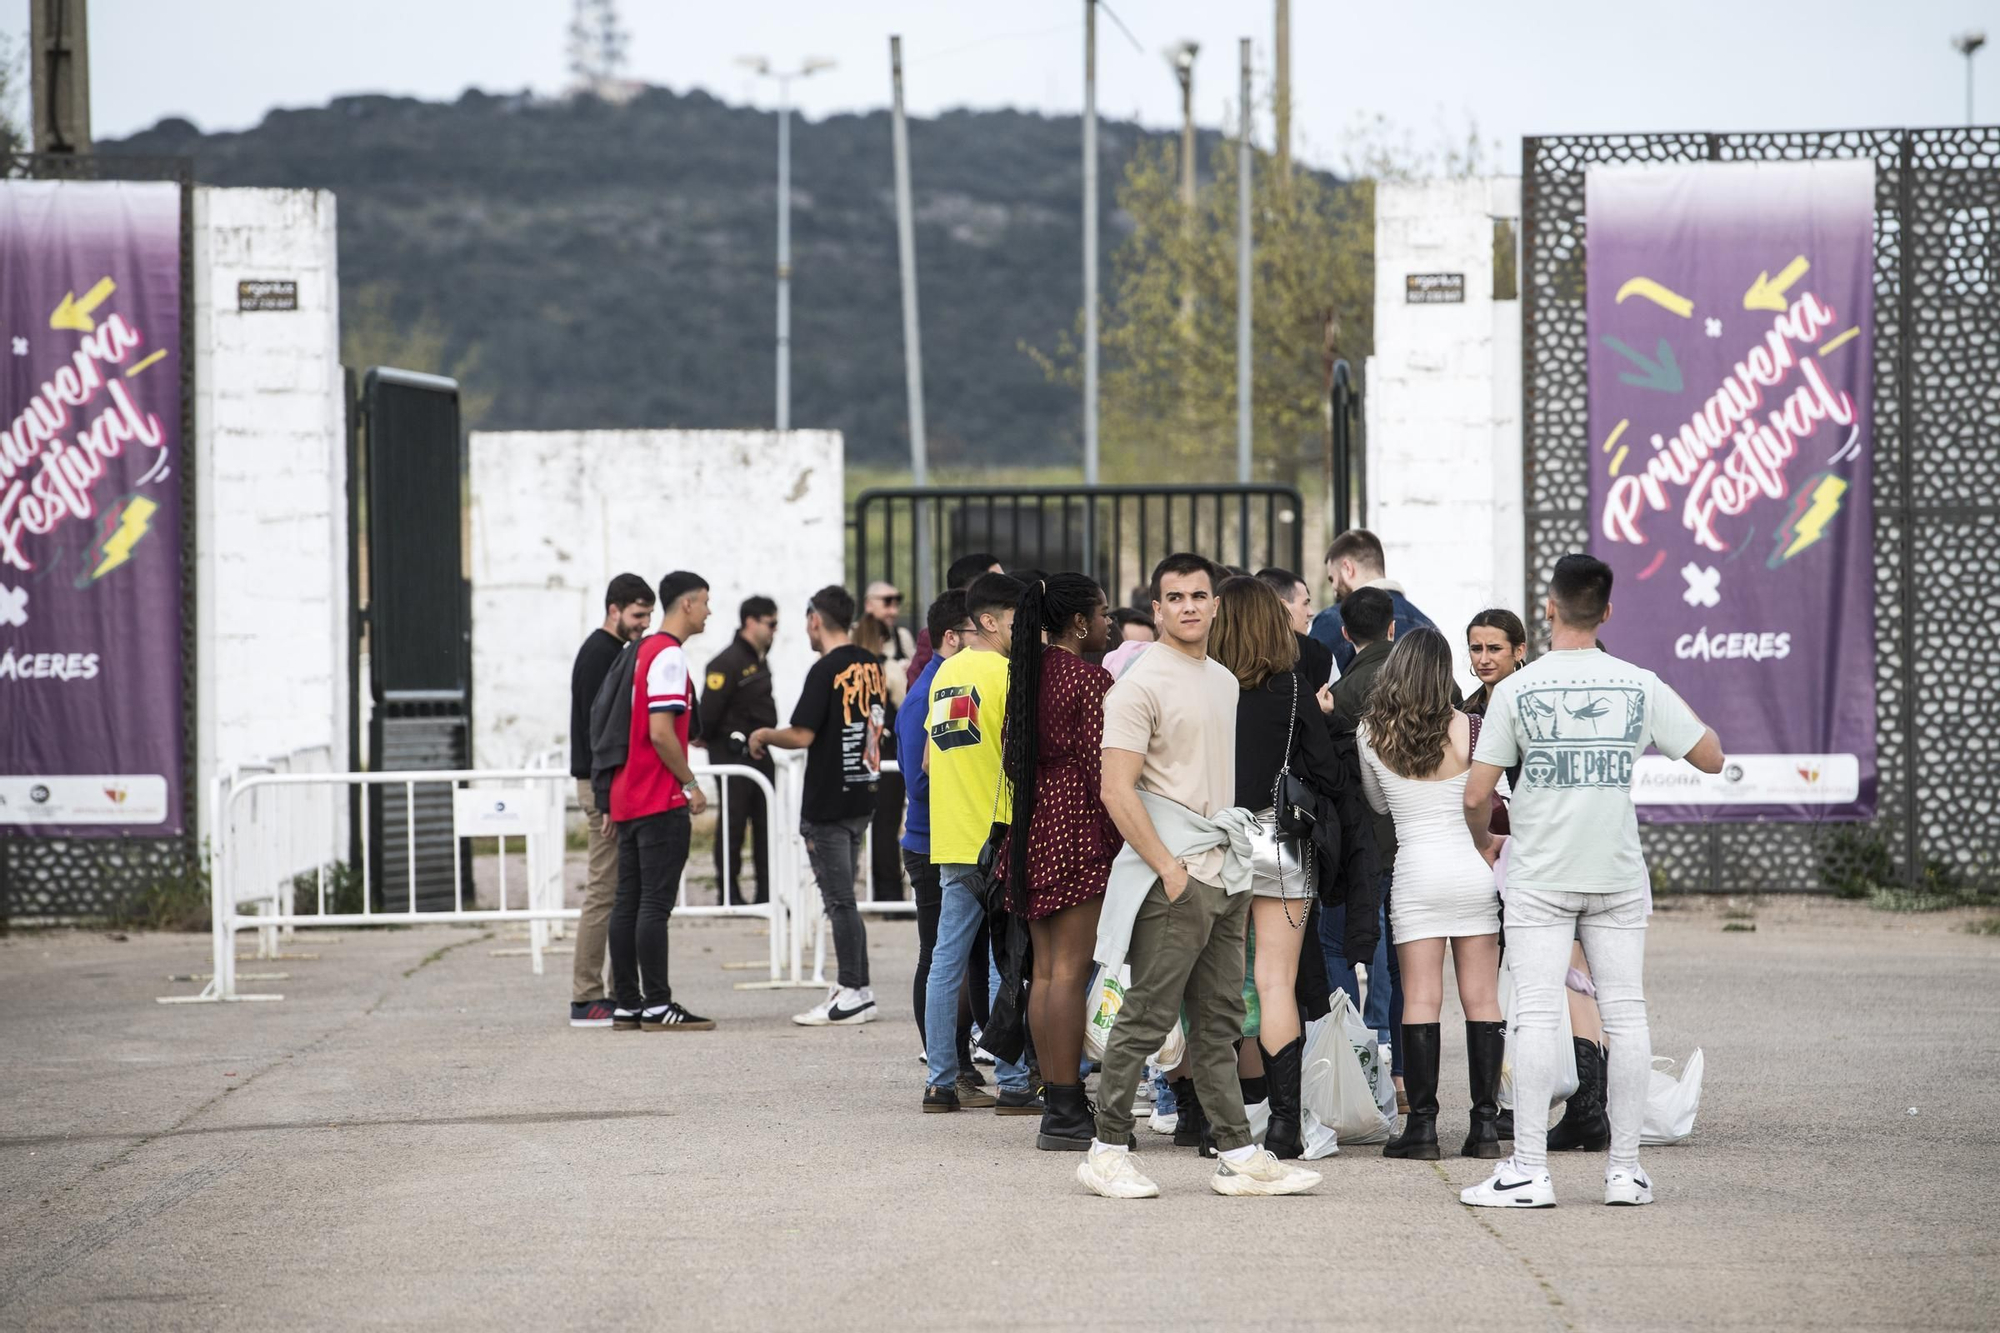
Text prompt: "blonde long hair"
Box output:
[[1362, 626, 1457, 778]]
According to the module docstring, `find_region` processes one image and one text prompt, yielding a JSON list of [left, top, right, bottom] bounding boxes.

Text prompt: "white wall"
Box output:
[[468, 429, 845, 769], [1365, 176, 1525, 684], [191, 187, 348, 840]]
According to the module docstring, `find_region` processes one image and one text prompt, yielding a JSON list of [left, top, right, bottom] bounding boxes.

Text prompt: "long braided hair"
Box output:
[[1002, 573, 1105, 912]]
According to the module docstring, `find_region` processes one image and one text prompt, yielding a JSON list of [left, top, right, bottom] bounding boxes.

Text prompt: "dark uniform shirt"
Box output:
[[699, 633, 778, 757]]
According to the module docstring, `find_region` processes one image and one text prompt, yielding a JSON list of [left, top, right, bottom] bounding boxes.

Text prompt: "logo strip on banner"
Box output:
[[1585, 161, 1878, 823]]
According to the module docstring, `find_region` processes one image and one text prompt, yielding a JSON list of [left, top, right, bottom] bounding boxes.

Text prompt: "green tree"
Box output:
[[0, 34, 26, 159], [340, 282, 496, 427]]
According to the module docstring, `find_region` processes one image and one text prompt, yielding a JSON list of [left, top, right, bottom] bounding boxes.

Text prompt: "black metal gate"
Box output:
[[1522, 127, 2000, 894], [852, 484, 1307, 612], [356, 368, 470, 910], [0, 153, 195, 923]]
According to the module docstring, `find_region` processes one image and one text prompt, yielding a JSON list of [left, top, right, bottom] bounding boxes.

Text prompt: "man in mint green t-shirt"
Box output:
[[1459, 554, 1722, 1211]]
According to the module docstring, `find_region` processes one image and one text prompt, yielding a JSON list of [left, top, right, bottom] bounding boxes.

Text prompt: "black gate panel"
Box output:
[[361, 369, 469, 911], [853, 485, 1306, 614], [1522, 127, 2000, 894]]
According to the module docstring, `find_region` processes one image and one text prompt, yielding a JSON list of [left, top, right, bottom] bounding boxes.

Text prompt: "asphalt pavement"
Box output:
[[1, 895, 1995, 1332]]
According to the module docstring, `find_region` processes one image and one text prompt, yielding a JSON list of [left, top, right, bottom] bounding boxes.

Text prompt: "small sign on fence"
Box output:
[[452, 787, 547, 837], [237, 279, 298, 311], [1405, 272, 1466, 304]]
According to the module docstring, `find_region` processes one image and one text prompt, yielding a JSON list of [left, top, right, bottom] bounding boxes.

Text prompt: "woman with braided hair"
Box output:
[[1001, 573, 1122, 1152]]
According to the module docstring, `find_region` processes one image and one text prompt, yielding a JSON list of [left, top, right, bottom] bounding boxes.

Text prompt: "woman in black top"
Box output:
[[1210, 576, 1348, 1159]]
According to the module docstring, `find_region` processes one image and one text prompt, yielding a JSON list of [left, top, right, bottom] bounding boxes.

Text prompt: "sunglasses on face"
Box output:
[[878, 594, 902, 606]]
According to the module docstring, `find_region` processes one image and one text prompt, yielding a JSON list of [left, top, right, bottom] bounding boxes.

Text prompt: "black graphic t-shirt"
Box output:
[[793, 645, 887, 823]]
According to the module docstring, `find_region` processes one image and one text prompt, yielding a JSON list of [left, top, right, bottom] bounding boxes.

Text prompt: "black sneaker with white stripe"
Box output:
[[640, 1001, 716, 1032]]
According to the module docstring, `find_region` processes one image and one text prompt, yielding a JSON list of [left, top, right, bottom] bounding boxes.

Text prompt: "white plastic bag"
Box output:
[[1302, 990, 1393, 1144], [1641, 1048, 1704, 1145], [1083, 963, 1186, 1069], [1298, 1109, 1342, 1160], [1497, 953, 1580, 1109]]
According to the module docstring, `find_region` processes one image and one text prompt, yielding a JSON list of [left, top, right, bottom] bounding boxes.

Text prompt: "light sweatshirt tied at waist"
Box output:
[[1093, 790, 1262, 974]]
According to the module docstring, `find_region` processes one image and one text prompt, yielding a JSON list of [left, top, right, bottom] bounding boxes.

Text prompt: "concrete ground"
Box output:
[[1, 896, 1996, 1332]]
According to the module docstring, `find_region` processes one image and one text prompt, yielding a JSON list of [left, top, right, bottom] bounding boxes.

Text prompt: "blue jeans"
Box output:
[[925, 864, 1029, 1093], [1320, 873, 1402, 1074]]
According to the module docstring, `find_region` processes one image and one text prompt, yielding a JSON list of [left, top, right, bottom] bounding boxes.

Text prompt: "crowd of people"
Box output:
[[565, 529, 1726, 1206]]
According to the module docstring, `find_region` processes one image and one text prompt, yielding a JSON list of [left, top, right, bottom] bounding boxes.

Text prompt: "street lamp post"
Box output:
[[1953, 31, 1987, 125], [738, 55, 836, 432]]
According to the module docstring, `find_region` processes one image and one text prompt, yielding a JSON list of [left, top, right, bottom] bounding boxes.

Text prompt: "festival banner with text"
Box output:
[[1586, 161, 1876, 821], [0, 182, 185, 834]]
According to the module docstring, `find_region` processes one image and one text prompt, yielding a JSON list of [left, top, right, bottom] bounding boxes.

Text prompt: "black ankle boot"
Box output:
[[1461, 1021, 1507, 1159], [1035, 1082, 1094, 1152], [1548, 1037, 1611, 1151], [1260, 1037, 1306, 1159], [1382, 1023, 1441, 1160], [1170, 1077, 1217, 1157]]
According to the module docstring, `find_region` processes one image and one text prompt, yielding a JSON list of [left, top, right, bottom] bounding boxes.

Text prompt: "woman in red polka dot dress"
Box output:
[[1001, 573, 1122, 1151]]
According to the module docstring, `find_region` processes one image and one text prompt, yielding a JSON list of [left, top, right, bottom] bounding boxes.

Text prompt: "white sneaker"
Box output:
[[1460, 1157, 1556, 1208], [1209, 1149, 1322, 1197], [1076, 1145, 1159, 1199], [1604, 1167, 1654, 1206], [1147, 1108, 1180, 1134], [792, 986, 878, 1026]]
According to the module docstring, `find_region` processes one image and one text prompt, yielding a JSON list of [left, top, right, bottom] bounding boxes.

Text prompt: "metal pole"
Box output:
[[1274, 0, 1291, 184], [1083, 0, 1099, 485], [1970, 52, 1977, 125], [29, 0, 92, 155], [891, 37, 933, 606], [1236, 38, 1252, 486], [776, 76, 792, 432]]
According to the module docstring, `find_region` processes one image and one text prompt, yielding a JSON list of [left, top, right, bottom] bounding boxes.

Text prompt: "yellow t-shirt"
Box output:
[[925, 648, 1013, 864]]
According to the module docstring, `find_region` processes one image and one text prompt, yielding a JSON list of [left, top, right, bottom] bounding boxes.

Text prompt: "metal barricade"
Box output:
[[164, 759, 785, 1003]]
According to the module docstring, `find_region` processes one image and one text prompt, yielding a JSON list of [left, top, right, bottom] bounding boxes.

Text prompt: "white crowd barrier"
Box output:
[[164, 756, 787, 1003]]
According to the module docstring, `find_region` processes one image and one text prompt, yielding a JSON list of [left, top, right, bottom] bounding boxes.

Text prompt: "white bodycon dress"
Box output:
[[1356, 731, 1502, 943]]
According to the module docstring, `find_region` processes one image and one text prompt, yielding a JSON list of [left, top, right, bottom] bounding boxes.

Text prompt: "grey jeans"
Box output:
[[801, 815, 872, 990], [1504, 886, 1650, 1174]]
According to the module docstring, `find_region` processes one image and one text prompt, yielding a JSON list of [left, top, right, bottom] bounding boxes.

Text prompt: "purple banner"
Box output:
[[1586, 161, 1876, 821], [0, 182, 185, 835]]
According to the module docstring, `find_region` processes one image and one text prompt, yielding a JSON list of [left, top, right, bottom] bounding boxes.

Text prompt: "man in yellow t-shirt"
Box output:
[[920, 571, 1032, 1114]]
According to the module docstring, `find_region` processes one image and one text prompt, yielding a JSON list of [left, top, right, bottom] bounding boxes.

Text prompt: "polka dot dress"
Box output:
[[1007, 647, 1123, 920]]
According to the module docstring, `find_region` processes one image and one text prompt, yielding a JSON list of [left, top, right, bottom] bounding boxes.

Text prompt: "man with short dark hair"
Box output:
[[1077, 553, 1321, 1199], [1309, 529, 1440, 674], [1257, 565, 1334, 692], [699, 595, 779, 905], [1321, 584, 1401, 1074], [1460, 554, 1724, 1210], [752, 586, 888, 1027], [567, 573, 653, 1027], [608, 571, 715, 1032], [903, 551, 1004, 689], [1112, 608, 1156, 643], [921, 570, 1036, 1113]]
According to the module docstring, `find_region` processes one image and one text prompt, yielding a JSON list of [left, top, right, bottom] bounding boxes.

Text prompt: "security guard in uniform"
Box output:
[[698, 595, 779, 904]]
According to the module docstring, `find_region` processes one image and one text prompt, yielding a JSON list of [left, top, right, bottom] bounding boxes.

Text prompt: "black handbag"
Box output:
[[1274, 672, 1318, 841]]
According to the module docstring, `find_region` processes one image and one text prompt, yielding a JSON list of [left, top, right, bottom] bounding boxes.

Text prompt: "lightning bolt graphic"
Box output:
[[89, 496, 159, 580], [1768, 474, 1847, 568]]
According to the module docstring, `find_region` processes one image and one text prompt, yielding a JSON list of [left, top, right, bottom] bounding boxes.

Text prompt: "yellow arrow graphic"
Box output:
[[49, 277, 117, 333], [1614, 277, 1693, 318], [1743, 256, 1809, 312]]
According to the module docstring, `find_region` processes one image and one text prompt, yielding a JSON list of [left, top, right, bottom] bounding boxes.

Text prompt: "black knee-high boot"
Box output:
[[1382, 1022, 1441, 1160], [1547, 1037, 1611, 1151], [1461, 1021, 1507, 1159]]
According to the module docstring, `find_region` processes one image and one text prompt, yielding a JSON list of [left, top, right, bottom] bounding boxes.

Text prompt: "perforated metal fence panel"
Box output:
[[1522, 128, 2000, 894]]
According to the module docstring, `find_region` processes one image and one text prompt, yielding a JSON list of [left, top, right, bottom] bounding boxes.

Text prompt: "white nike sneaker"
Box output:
[[1604, 1167, 1654, 1206], [1460, 1157, 1556, 1208], [1076, 1145, 1160, 1199], [792, 985, 877, 1027], [1209, 1149, 1322, 1197], [1147, 1108, 1180, 1134]]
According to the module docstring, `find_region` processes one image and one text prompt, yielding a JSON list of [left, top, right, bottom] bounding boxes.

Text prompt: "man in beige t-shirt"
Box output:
[[1076, 555, 1322, 1200]]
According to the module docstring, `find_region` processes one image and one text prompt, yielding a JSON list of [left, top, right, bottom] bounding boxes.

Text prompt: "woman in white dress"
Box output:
[[1357, 627, 1506, 1161]]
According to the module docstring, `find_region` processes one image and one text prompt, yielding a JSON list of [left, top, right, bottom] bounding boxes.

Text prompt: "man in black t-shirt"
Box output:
[[566, 573, 654, 1027], [750, 585, 887, 1028]]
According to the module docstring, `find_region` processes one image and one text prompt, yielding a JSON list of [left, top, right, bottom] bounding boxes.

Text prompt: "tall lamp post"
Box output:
[[738, 55, 837, 431], [1953, 31, 1987, 125], [1168, 41, 1199, 325]]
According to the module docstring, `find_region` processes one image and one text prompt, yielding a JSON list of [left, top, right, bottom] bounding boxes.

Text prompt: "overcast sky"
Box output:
[[6, 1, 1992, 167]]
